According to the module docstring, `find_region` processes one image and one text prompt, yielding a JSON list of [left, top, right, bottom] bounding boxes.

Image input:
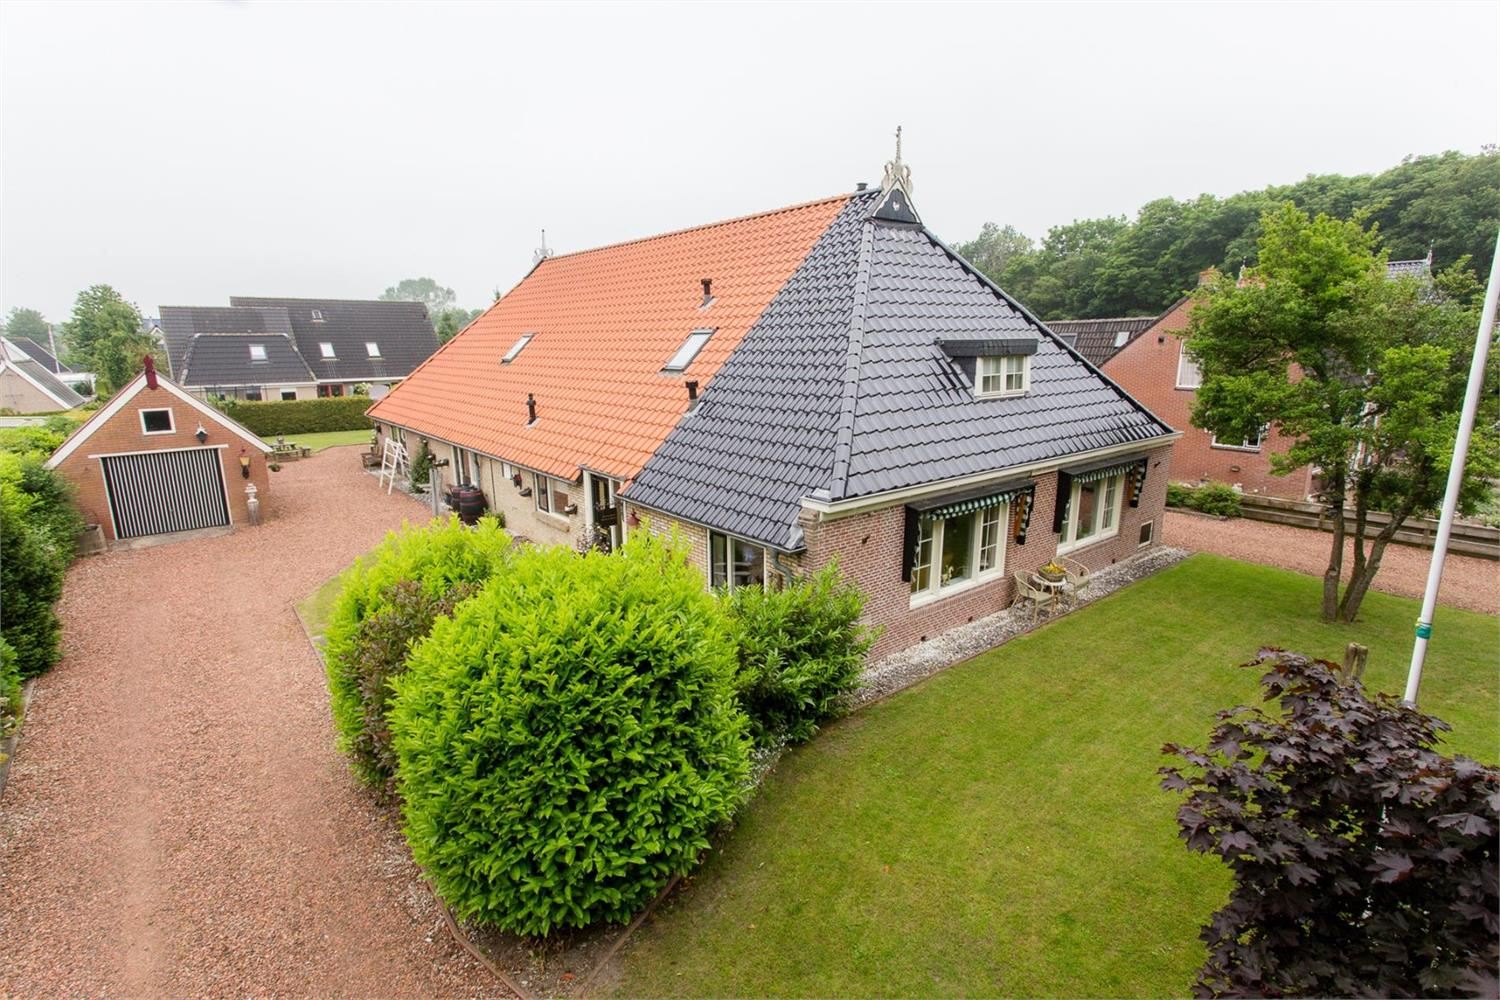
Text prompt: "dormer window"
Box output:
[[502, 333, 534, 364], [319, 342, 336, 359], [663, 328, 714, 373], [976, 355, 1029, 398], [248, 343, 268, 362], [365, 342, 381, 358]]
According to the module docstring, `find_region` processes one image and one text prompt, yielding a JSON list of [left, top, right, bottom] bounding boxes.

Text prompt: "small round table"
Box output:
[[1032, 573, 1070, 610]]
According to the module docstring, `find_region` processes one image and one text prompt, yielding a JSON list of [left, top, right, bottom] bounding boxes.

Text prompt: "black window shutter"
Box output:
[[1052, 472, 1072, 535], [901, 506, 918, 582]]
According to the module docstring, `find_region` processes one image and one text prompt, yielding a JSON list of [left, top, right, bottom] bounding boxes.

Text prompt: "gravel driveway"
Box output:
[[1163, 510, 1499, 615], [0, 448, 505, 997]]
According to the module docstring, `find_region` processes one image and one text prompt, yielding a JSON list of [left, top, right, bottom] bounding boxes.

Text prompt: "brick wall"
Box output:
[[54, 385, 271, 542], [624, 444, 1172, 661], [623, 503, 716, 588], [1104, 301, 1310, 499]]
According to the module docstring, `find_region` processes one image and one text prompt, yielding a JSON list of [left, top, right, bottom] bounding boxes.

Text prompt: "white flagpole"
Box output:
[[1404, 228, 1500, 706]]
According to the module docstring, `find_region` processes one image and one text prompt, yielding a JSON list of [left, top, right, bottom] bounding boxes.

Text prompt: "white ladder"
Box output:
[[377, 437, 409, 494]]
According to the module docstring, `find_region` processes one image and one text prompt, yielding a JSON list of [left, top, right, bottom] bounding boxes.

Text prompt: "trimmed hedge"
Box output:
[[724, 563, 876, 748], [0, 453, 79, 679], [324, 516, 511, 787], [390, 532, 750, 935], [220, 396, 374, 436], [1167, 481, 1243, 518], [1, 637, 21, 740]]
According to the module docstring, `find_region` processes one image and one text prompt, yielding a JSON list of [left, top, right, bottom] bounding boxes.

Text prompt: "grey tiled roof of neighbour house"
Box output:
[[228, 297, 439, 383], [179, 334, 317, 387], [1386, 257, 1433, 280], [1042, 315, 1159, 367], [159, 306, 297, 383], [625, 189, 1175, 551], [6, 336, 73, 374]]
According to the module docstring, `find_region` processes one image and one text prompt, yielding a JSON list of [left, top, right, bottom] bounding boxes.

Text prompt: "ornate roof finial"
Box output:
[[881, 124, 912, 197], [532, 229, 553, 266]]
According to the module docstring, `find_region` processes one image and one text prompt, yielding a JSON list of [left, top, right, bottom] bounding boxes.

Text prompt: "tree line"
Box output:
[[956, 149, 1499, 320]]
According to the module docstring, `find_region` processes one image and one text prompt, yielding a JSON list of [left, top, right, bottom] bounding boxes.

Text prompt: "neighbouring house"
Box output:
[[369, 158, 1177, 659], [159, 298, 439, 401], [1043, 316, 1158, 368], [1101, 258, 1432, 500], [0, 337, 88, 412], [45, 360, 272, 544]]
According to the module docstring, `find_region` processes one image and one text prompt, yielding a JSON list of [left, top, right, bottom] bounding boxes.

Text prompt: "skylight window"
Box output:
[[1113, 329, 1131, 348], [311, 309, 325, 322], [248, 343, 268, 362], [365, 342, 381, 358], [319, 342, 336, 359], [501, 333, 534, 364], [663, 329, 714, 373]]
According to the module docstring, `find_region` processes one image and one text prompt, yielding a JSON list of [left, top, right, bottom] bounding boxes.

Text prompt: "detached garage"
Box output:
[[46, 361, 272, 544]]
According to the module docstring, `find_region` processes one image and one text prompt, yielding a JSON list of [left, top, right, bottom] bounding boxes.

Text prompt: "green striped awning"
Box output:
[[1069, 458, 1140, 484], [914, 478, 1034, 521]]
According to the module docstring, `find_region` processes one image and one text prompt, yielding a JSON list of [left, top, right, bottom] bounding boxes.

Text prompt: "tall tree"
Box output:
[[432, 307, 483, 343], [380, 277, 456, 316], [1, 307, 50, 343], [954, 223, 1033, 282], [1185, 204, 1499, 622], [60, 285, 149, 393]]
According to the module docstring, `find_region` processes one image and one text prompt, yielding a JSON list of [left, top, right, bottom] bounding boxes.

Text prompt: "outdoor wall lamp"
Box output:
[[239, 450, 251, 478], [195, 424, 208, 444]]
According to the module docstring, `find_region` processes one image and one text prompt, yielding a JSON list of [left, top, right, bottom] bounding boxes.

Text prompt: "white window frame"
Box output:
[[311, 309, 325, 322], [1058, 473, 1125, 555], [1138, 520, 1154, 547], [502, 333, 534, 364], [1113, 329, 1131, 348], [279, 389, 297, 401], [139, 407, 175, 436], [532, 472, 571, 518], [1211, 426, 1266, 452], [319, 342, 336, 359], [248, 343, 268, 362], [708, 530, 769, 592], [975, 355, 1030, 399], [365, 342, 381, 358], [910, 503, 1010, 607], [663, 329, 714, 373], [1175, 342, 1202, 389]]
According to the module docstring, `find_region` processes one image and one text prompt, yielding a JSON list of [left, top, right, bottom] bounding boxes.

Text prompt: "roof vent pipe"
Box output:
[[686, 380, 699, 409], [856, 182, 868, 191], [526, 393, 536, 424], [700, 278, 713, 307]]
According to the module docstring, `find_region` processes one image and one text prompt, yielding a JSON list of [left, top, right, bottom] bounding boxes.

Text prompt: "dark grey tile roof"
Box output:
[[179, 334, 316, 387], [6, 357, 87, 409], [228, 297, 439, 382], [1042, 316, 1158, 367], [1386, 258, 1432, 280], [159, 306, 295, 382], [6, 336, 72, 374], [626, 191, 1172, 550]]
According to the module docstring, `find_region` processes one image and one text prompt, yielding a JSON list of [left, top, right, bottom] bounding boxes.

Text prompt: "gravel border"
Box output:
[[852, 546, 1191, 709]]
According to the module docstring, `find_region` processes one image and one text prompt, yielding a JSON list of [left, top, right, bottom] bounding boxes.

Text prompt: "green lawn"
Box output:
[[295, 571, 347, 646], [609, 554, 1498, 999], [260, 429, 373, 452]]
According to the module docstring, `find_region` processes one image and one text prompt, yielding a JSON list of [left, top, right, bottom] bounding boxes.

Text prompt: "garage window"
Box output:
[[140, 408, 174, 435], [280, 389, 297, 401]]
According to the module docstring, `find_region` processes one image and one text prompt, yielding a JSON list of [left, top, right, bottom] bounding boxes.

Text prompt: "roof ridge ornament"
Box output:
[[532, 229, 554, 266], [873, 125, 920, 225]]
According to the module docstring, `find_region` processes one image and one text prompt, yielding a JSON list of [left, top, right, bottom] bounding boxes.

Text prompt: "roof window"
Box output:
[[1113, 330, 1131, 348], [365, 342, 381, 358], [501, 333, 534, 364], [248, 343, 268, 362], [311, 309, 325, 322], [663, 329, 714, 373], [319, 342, 336, 359]]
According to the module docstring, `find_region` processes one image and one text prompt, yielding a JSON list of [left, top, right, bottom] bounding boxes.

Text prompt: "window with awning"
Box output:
[[902, 480, 1037, 599]]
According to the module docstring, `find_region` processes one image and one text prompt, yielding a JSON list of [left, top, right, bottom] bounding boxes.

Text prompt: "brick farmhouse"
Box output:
[[368, 160, 1178, 658]]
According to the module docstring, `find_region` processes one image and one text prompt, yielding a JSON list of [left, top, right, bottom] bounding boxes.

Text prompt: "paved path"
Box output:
[[0, 448, 503, 997], [1163, 510, 1499, 615]]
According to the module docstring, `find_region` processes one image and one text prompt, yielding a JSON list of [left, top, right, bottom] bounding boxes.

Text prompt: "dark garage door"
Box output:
[[101, 447, 231, 539]]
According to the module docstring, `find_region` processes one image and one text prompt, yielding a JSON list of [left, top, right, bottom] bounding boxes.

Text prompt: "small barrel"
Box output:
[[454, 485, 487, 525]]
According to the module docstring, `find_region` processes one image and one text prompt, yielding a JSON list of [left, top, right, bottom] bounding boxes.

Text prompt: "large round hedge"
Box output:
[[324, 515, 511, 786], [389, 532, 750, 936]]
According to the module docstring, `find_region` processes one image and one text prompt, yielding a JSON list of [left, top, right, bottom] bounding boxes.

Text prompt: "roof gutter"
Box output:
[[800, 432, 1181, 520]]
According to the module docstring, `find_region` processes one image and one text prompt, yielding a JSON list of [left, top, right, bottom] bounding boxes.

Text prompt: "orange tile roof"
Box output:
[[367, 194, 849, 483]]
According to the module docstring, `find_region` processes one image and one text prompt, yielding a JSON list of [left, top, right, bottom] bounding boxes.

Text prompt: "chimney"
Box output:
[[686, 380, 699, 409], [700, 278, 713, 307], [143, 353, 158, 390], [856, 182, 868, 192], [526, 393, 536, 424]]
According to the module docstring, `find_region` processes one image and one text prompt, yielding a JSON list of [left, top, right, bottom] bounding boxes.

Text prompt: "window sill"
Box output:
[[974, 390, 1028, 401], [1209, 443, 1262, 453], [535, 509, 572, 528], [909, 569, 1006, 609], [1057, 528, 1120, 557]]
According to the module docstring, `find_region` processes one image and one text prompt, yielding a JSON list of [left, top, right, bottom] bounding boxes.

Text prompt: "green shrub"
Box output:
[[324, 516, 511, 786], [344, 578, 481, 790], [0, 499, 65, 679], [1189, 481, 1242, 517], [1, 637, 21, 740], [390, 532, 750, 936], [219, 396, 373, 435], [408, 440, 433, 488], [0, 424, 68, 456], [724, 564, 876, 748], [1165, 482, 1196, 509]]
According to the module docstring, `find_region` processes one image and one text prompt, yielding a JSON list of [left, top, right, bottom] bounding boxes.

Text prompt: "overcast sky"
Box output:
[[2, 0, 1496, 323]]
